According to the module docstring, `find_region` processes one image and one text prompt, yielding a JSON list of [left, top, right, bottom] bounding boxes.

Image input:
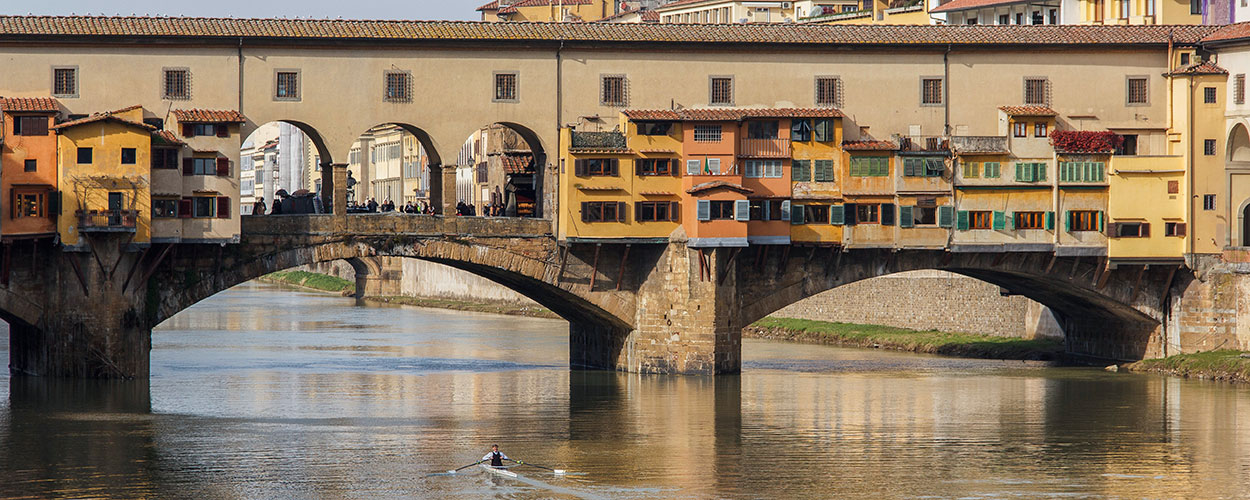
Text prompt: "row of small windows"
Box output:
[[152, 196, 231, 219]]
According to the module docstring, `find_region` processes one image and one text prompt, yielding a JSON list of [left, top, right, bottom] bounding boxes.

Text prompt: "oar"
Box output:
[[445, 459, 485, 474], [510, 459, 566, 475]]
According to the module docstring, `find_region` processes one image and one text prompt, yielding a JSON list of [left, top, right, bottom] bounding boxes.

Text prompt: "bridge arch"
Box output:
[[455, 121, 549, 218], [343, 122, 445, 208]]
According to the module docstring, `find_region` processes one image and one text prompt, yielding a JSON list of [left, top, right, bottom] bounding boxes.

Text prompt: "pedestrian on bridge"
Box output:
[[252, 197, 267, 216]]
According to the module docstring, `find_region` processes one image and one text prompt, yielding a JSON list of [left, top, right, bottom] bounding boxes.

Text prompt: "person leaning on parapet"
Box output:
[[252, 197, 267, 216], [269, 196, 284, 215]]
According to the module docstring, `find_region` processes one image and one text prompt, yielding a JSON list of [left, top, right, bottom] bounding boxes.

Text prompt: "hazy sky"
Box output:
[[7, 0, 479, 21]]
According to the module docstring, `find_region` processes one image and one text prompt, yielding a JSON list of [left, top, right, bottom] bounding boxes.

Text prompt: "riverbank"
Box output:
[[745, 317, 1065, 361], [1124, 350, 1250, 384], [257, 271, 559, 319]]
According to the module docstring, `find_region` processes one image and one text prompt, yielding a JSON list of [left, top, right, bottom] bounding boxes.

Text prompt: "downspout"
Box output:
[[944, 44, 951, 136], [237, 37, 245, 116], [1188, 75, 1195, 261], [554, 38, 564, 237]]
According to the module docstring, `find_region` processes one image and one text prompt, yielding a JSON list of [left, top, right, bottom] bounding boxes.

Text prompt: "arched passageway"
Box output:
[[455, 122, 548, 218]]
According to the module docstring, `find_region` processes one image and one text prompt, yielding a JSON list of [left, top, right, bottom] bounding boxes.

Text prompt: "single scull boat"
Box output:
[[480, 464, 519, 478]]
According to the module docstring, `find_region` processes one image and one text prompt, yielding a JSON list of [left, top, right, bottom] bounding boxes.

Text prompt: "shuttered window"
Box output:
[[849, 156, 888, 177], [1066, 210, 1104, 232], [902, 157, 943, 177], [813, 160, 835, 182], [573, 158, 619, 177], [983, 162, 1001, 178], [1059, 161, 1105, 182], [792, 160, 811, 182], [581, 201, 626, 222], [939, 206, 955, 228], [963, 161, 980, 178], [1014, 162, 1047, 182], [830, 205, 845, 225], [1236, 74, 1246, 105]]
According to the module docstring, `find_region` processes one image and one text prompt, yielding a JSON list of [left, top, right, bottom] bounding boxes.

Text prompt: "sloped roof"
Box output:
[[502, 154, 535, 174], [152, 129, 185, 145], [51, 112, 156, 131], [0, 16, 1220, 47], [1168, 60, 1229, 75], [477, 1, 500, 11], [1200, 22, 1250, 43], [173, 109, 246, 123], [0, 97, 58, 113], [499, 0, 594, 14], [687, 180, 754, 195], [623, 107, 844, 121], [998, 105, 1059, 116]]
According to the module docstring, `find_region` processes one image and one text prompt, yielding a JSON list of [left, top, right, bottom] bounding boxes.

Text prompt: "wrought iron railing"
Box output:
[[77, 209, 138, 231]]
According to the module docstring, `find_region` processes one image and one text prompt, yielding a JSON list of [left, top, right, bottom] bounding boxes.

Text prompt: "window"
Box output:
[[804, 205, 830, 224], [1168, 180, 1180, 194], [850, 156, 889, 176], [791, 120, 812, 142], [1059, 161, 1105, 182], [1068, 210, 1102, 231], [749, 200, 766, 221], [902, 157, 943, 177], [1024, 77, 1048, 105], [1015, 162, 1047, 182], [694, 125, 722, 143], [23, 159, 36, 172], [15, 116, 48, 136], [574, 158, 618, 177], [385, 71, 412, 103], [745, 160, 782, 178], [792, 160, 811, 181], [1014, 211, 1047, 230], [153, 199, 179, 218], [163, 68, 190, 100], [636, 201, 677, 222], [708, 200, 735, 220], [963, 161, 980, 178], [856, 204, 880, 224], [921, 77, 943, 105], [769, 200, 786, 221], [968, 211, 993, 230], [1236, 74, 1245, 105], [14, 191, 44, 218], [1203, 194, 1216, 210], [1165, 222, 1187, 237], [194, 197, 216, 218], [1119, 0, 1130, 17], [1204, 87, 1217, 104], [637, 122, 672, 136], [1016, 12, 1024, 23], [911, 206, 937, 226], [1116, 135, 1138, 155], [120, 148, 136, 165], [193, 158, 217, 175], [710, 76, 733, 106], [275, 71, 300, 100], [77, 147, 92, 164], [53, 67, 77, 97], [813, 160, 835, 182], [1013, 122, 1027, 137], [190, 124, 217, 137], [999, 14, 1009, 24], [601, 75, 626, 106], [1191, 0, 1202, 14], [1127, 77, 1148, 105], [636, 159, 673, 176], [1181, 53, 1191, 66], [984, 162, 1001, 178], [1034, 123, 1047, 138], [1113, 222, 1148, 237], [1204, 139, 1217, 156], [581, 201, 624, 222], [153, 148, 178, 169], [747, 121, 779, 139], [1146, 0, 1155, 15], [241, 179, 254, 196], [815, 76, 840, 107], [814, 119, 835, 142]]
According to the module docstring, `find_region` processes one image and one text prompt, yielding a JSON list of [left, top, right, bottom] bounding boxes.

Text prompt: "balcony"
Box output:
[[739, 138, 791, 158], [570, 131, 627, 150], [949, 136, 1009, 155], [77, 210, 138, 232], [895, 135, 949, 153]]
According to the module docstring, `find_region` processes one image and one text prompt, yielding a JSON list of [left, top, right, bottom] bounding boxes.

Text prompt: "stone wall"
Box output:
[[399, 258, 537, 304], [771, 270, 1064, 339]]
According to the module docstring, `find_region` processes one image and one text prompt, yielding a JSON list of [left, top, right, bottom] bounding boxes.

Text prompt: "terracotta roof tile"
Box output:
[[842, 140, 898, 151], [0, 97, 58, 112], [687, 180, 754, 195], [998, 105, 1059, 116], [1201, 22, 1250, 43], [641, 11, 660, 22], [51, 111, 156, 131], [501, 154, 535, 174], [0, 16, 1220, 46], [152, 130, 184, 145], [476, 1, 500, 11], [1168, 61, 1228, 75], [623, 107, 844, 122], [173, 109, 246, 123]]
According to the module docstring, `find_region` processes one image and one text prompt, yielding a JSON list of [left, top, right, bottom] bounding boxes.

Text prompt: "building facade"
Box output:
[[0, 97, 60, 242]]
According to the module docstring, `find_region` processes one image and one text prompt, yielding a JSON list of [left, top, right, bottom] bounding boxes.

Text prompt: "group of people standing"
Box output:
[[347, 197, 436, 215], [456, 201, 506, 217]]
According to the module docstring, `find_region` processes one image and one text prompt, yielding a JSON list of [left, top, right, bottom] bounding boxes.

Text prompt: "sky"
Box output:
[[6, 0, 480, 21]]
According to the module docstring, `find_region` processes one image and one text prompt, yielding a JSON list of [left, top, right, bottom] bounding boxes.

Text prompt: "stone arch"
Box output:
[[457, 121, 549, 218], [1228, 122, 1250, 163], [241, 119, 335, 165], [343, 122, 444, 209]]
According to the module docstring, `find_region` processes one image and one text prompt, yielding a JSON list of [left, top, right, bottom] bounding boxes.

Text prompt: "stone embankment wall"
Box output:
[[772, 270, 1064, 339], [300, 258, 538, 305]]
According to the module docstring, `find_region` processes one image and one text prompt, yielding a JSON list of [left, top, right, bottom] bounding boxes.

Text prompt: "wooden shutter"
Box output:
[[635, 160, 643, 176], [25, 116, 48, 136], [183, 157, 194, 176], [217, 196, 231, 218], [670, 202, 680, 222], [1064, 211, 1072, 232], [617, 201, 627, 222], [179, 198, 193, 218], [686, 159, 700, 176], [1141, 222, 1150, 237], [830, 205, 845, 225], [697, 200, 710, 221], [635, 202, 643, 221], [1045, 211, 1055, 230], [1107, 222, 1120, 237], [574, 159, 587, 177], [1175, 222, 1187, 236], [791, 204, 805, 224], [735, 200, 749, 221], [792, 160, 810, 182], [669, 159, 680, 177], [1098, 211, 1105, 233], [956, 210, 970, 231], [48, 191, 61, 216], [707, 158, 721, 174], [182, 123, 194, 137], [216, 158, 230, 176], [992, 211, 1006, 230], [938, 206, 954, 228], [761, 200, 770, 221], [881, 204, 895, 226], [610, 159, 620, 177], [844, 203, 857, 226], [581, 202, 589, 222], [216, 124, 229, 138], [1035, 163, 1046, 181], [899, 205, 914, 228], [8, 190, 14, 219], [780, 200, 791, 222]]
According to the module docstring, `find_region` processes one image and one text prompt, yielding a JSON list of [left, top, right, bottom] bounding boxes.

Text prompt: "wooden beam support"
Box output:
[[756, 245, 769, 271], [588, 243, 602, 290], [133, 243, 175, 293], [120, 245, 151, 293], [1, 242, 10, 287], [67, 254, 90, 297], [556, 245, 568, 284], [775, 245, 791, 278], [615, 244, 632, 291], [1159, 265, 1180, 310], [697, 248, 707, 282], [1095, 259, 1114, 290], [1068, 256, 1081, 279], [718, 247, 741, 285], [1043, 253, 1058, 274], [1128, 264, 1149, 304]]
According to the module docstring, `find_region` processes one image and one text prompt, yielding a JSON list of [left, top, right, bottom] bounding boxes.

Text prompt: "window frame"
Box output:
[[708, 200, 736, 220], [152, 198, 180, 218], [855, 204, 881, 224], [1034, 122, 1048, 138], [814, 75, 841, 108], [1023, 77, 1049, 106], [1204, 139, 1217, 156], [635, 201, 675, 222], [1236, 74, 1246, 106], [637, 121, 673, 136], [274, 69, 301, 101], [384, 70, 413, 103], [120, 148, 137, 165], [709, 75, 734, 107], [493, 71, 519, 103], [1126, 76, 1149, 106], [76, 147, 92, 164], [1069, 210, 1101, 232], [1204, 86, 1218, 104], [920, 76, 944, 106], [162, 67, 191, 100], [1203, 194, 1216, 210], [693, 125, 723, 143], [13, 190, 45, 218], [969, 210, 993, 230], [1013, 121, 1027, 138], [52, 66, 79, 98], [600, 74, 627, 107], [23, 159, 37, 172], [193, 196, 216, 218], [1014, 211, 1046, 230]]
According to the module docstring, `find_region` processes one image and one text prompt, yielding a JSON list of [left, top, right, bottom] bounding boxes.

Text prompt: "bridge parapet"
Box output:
[[242, 214, 554, 238]]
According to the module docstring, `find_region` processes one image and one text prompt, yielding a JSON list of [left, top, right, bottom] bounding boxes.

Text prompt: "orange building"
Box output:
[[0, 97, 61, 241]]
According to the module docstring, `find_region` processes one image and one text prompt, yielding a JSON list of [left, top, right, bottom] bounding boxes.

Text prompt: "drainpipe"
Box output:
[[944, 44, 951, 137], [237, 37, 245, 116], [554, 38, 564, 237], [1187, 75, 1195, 262]]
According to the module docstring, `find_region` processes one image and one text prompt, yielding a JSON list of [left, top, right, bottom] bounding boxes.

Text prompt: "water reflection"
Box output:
[[0, 282, 1248, 498]]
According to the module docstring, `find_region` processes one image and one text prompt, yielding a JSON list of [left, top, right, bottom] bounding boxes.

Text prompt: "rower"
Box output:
[[482, 444, 509, 468]]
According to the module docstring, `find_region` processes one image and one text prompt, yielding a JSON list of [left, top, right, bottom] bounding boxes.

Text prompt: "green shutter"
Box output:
[[1064, 210, 1071, 232], [1035, 163, 1046, 181], [1098, 211, 1105, 232], [830, 205, 845, 225], [957, 210, 970, 231], [816, 160, 834, 182], [900, 205, 914, 228], [1095, 162, 1105, 182], [1007, 212, 1016, 231], [793, 160, 811, 182], [877, 157, 889, 176], [1045, 211, 1054, 230], [1015, 163, 1025, 182], [939, 206, 954, 228], [993, 210, 1006, 230], [791, 204, 805, 225], [986, 162, 1000, 178]]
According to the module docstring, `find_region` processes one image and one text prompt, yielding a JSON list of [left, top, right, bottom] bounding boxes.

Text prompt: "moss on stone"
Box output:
[[747, 317, 1064, 361], [1125, 350, 1250, 383]]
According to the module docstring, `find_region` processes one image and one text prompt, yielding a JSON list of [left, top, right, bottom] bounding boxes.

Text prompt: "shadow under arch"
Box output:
[[1228, 122, 1250, 163], [243, 119, 335, 165], [460, 121, 549, 218]]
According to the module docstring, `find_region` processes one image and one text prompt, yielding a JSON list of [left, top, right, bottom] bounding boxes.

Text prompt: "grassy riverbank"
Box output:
[[746, 317, 1064, 361], [260, 270, 355, 294], [1125, 350, 1250, 383], [361, 296, 559, 319]]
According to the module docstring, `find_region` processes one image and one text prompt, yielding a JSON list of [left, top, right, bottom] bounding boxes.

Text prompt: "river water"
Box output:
[[2, 282, 1250, 499]]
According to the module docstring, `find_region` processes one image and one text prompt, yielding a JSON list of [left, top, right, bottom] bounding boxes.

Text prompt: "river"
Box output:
[[1, 281, 1249, 499]]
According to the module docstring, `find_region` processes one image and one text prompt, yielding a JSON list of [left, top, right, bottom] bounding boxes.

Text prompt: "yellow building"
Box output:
[[790, 116, 845, 244], [52, 105, 155, 248], [1074, 0, 1201, 24], [477, 0, 620, 22]]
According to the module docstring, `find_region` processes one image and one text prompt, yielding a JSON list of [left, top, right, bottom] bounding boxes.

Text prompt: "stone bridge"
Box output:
[[4, 214, 1189, 379]]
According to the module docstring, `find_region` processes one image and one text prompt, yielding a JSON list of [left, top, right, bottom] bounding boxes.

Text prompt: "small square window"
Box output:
[[815, 76, 840, 108], [53, 67, 78, 97], [121, 148, 137, 165], [194, 197, 216, 218], [1127, 77, 1148, 105], [163, 68, 191, 100], [1204, 139, 1217, 156], [710, 77, 733, 106], [77, 147, 92, 164], [601, 75, 627, 107], [1203, 194, 1216, 210], [384, 71, 412, 103], [23, 159, 36, 172], [1204, 87, 1217, 104], [1034, 122, 1048, 138], [275, 71, 300, 100], [1013, 122, 1027, 137], [921, 77, 943, 105], [494, 72, 518, 102], [1024, 77, 1048, 105]]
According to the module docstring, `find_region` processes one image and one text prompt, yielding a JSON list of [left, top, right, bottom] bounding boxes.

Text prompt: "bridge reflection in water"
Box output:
[[1, 284, 1248, 498]]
